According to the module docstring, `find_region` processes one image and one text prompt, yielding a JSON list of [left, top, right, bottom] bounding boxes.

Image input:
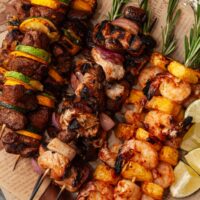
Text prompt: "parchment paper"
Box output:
[[0, 0, 199, 200]]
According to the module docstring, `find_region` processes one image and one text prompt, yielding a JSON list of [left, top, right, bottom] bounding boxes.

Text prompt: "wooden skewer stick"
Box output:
[[0, 124, 6, 139], [13, 155, 21, 171], [55, 185, 65, 200], [29, 168, 50, 200]]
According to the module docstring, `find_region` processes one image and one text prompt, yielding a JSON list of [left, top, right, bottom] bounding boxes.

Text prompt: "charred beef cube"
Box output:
[[30, 5, 67, 26], [124, 6, 147, 25], [2, 130, 40, 157], [2, 29, 23, 51], [28, 106, 52, 131], [21, 30, 50, 50], [1, 85, 38, 111], [0, 107, 27, 130], [6, 56, 48, 81]]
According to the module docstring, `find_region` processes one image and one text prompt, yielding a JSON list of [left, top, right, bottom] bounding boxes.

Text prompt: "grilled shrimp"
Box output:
[[77, 180, 114, 200], [152, 162, 175, 188], [99, 142, 121, 168], [115, 139, 158, 174], [138, 66, 164, 89], [141, 194, 155, 200], [114, 179, 142, 200], [144, 110, 175, 141], [144, 73, 191, 102]]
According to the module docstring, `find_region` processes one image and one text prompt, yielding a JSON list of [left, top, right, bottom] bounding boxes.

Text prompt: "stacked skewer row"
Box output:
[[0, 0, 159, 199]]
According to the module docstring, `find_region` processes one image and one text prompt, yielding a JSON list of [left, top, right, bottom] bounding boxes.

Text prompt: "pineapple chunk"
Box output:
[[122, 161, 153, 182], [142, 182, 164, 200], [159, 146, 179, 166], [71, 0, 97, 14], [150, 52, 170, 70], [94, 164, 119, 185], [126, 89, 146, 106], [115, 123, 135, 140], [146, 96, 181, 116], [136, 128, 149, 141], [168, 61, 199, 84]]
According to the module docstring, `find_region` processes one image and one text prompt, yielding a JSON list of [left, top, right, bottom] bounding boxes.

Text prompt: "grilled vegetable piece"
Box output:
[[16, 130, 42, 140], [71, 0, 97, 15], [146, 96, 181, 116], [168, 61, 200, 84], [5, 71, 43, 91], [159, 146, 179, 166], [15, 45, 51, 63], [37, 94, 55, 108], [48, 68, 64, 84], [20, 17, 59, 41], [10, 51, 48, 64], [142, 182, 164, 200], [115, 123, 135, 140], [123, 6, 147, 25], [122, 161, 153, 182], [0, 100, 27, 114], [94, 164, 119, 185], [150, 52, 170, 70], [31, 0, 61, 10]]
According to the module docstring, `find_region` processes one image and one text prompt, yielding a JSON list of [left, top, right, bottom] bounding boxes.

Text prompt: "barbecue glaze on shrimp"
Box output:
[[144, 73, 191, 102], [144, 110, 176, 141], [115, 139, 158, 174], [152, 162, 175, 188], [138, 66, 164, 88], [114, 179, 142, 200], [77, 180, 114, 200]]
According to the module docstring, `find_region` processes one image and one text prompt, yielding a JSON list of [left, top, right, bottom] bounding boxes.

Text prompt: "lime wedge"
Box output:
[[185, 148, 200, 175], [170, 161, 200, 198], [185, 100, 200, 123], [181, 123, 200, 151]]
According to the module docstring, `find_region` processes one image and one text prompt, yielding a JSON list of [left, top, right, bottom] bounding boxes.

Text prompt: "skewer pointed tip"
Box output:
[[29, 168, 50, 200], [13, 155, 21, 171], [55, 185, 65, 200]]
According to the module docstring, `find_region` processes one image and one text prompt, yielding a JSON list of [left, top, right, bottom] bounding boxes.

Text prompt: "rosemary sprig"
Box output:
[[161, 0, 181, 56], [184, 3, 200, 68], [139, 0, 157, 34], [108, 0, 131, 21]]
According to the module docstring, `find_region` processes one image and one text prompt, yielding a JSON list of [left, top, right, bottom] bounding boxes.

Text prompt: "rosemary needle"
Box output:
[[108, 0, 131, 21], [162, 0, 181, 56], [184, 4, 200, 68], [139, 0, 157, 34]]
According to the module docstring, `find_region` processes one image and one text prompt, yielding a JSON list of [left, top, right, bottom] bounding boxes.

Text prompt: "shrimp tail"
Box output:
[[115, 154, 124, 175], [143, 80, 158, 100], [182, 116, 193, 128]]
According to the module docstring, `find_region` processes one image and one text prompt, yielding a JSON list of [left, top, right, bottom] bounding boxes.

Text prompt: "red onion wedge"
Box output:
[[31, 158, 43, 175], [95, 47, 124, 65], [71, 73, 80, 91], [100, 113, 115, 131]]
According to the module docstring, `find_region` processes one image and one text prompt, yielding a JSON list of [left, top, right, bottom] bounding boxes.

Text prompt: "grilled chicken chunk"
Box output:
[[92, 47, 125, 81]]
